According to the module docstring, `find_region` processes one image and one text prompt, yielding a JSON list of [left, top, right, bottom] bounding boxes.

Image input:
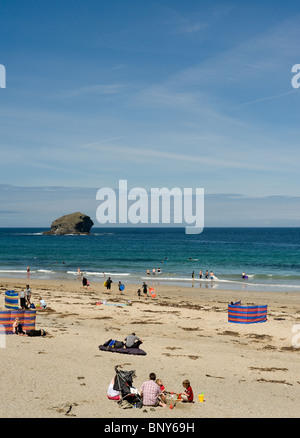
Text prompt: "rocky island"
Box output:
[[43, 212, 94, 235]]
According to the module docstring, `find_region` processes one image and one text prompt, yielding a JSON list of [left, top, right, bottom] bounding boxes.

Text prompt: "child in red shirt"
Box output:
[[181, 379, 194, 402], [156, 378, 166, 394]]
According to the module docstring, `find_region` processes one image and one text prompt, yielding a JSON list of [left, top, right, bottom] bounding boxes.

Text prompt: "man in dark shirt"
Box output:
[[142, 282, 148, 296]]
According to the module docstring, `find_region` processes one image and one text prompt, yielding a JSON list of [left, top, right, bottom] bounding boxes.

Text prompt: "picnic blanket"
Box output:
[[99, 345, 147, 355]]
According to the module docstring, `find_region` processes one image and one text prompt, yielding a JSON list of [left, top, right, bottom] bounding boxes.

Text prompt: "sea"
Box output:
[[0, 227, 300, 293]]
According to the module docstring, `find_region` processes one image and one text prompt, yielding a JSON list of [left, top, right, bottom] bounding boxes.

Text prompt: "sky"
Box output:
[[0, 0, 300, 227]]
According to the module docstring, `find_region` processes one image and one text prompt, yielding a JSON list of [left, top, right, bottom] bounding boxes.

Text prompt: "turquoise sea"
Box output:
[[0, 227, 300, 293]]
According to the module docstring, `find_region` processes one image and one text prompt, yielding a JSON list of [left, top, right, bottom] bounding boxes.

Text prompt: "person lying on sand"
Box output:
[[26, 329, 47, 337]]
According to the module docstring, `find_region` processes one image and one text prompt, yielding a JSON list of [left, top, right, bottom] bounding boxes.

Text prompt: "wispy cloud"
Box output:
[[61, 83, 126, 97], [83, 136, 127, 146], [0, 210, 20, 214], [159, 13, 300, 95], [1, 1, 300, 217], [234, 90, 296, 108], [82, 142, 268, 171], [176, 21, 208, 35]]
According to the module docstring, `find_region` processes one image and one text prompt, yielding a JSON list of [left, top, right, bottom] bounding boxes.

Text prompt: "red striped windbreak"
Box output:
[[228, 302, 267, 324], [0, 310, 36, 335], [23, 310, 36, 330]]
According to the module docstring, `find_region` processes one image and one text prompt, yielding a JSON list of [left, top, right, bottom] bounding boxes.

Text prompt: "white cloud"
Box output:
[[83, 142, 268, 171], [61, 83, 126, 97]]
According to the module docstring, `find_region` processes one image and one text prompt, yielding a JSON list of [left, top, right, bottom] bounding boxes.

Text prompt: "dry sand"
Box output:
[[0, 276, 299, 418]]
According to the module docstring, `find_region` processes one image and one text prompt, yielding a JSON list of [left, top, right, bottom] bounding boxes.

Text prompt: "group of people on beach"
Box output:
[[13, 288, 47, 337], [19, 285, 32, 309], [137, 282, 149, 298], [19, 285, 46, 310], [107, 371, 194, 407], [146, 268, 162, 275], [192, 270, 215, 280], [105, 331, 193, 408], [102, 278, 152, 300], [82, 273, 153, 300], [12, 317, 47, 337]]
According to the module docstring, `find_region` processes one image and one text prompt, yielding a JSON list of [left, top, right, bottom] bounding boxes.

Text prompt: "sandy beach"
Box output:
[[0, 276, 299, 419]]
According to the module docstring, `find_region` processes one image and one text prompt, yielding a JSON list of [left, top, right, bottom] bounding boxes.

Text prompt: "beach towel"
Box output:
[[98, 345, 147, 355], [96, 300, 131, 307]]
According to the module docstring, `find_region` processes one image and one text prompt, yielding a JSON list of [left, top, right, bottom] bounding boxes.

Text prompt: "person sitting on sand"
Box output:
[[156, 378, 166, 394], [107, 378, 120, 401], [180, 379, 194, 403], [140, 373, 167, 407], [124, 332, 143, 349], [12, 317, 26, 335], [39, 297, 47, 309], [12, 318, 46, 337]]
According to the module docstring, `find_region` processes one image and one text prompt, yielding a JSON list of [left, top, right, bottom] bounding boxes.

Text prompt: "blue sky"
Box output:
[[0, 0, 300, 227]]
